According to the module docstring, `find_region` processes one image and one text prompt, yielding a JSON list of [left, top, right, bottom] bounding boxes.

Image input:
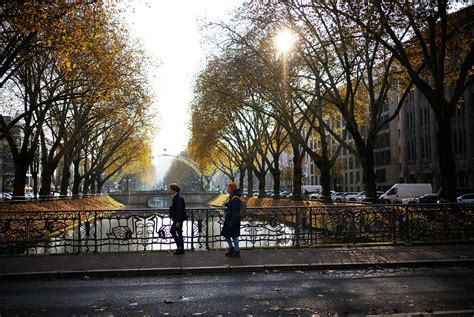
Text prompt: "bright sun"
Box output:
[[274, 29, 297, 54]]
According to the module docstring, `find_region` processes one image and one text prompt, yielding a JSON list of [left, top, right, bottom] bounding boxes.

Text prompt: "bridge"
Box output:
[[109, 191, 220, 207]]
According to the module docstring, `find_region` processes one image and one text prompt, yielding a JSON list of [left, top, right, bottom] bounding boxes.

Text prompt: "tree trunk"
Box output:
[[359, 149, 377, 202], [31, 155, 39, 199], [436, 114, 457, 201], [90, 174, 96, 194], [319, 161, 332, 202], [39, 168, 53, 197], [247, 167, 253, 195], [292, 143, 303, 199], [257, 173, 266, 197], [72, 159, 81, 195], [12, 161, 29, 200], [272, 167, 281, 198], [238, 167, 245, 194], [96, 175, 103, 194], [39, 161, 59, 197], [83, 176, 90, 195], [60, 161, 72, 196]]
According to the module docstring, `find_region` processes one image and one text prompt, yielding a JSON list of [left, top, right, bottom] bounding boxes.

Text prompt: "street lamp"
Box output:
[[274, 28, 298, 197], [274, 28, 298, 56]]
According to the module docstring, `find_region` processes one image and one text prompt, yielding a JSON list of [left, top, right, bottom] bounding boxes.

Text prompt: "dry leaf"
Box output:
[[270, 306, 281, 311], [251, 272, 258, 276], [272, 288, 281, 292], [164, 299, 174, 304], [295, 270, 304, 274]]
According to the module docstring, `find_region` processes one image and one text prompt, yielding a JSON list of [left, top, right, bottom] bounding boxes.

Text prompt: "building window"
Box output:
[[385, 150, 391, 165], [376, 169, 386, 183], [356, 171, 360, 183], [421, 137, 425, 158], [349, 157, 354, 169], [350, 172, 354, 184]]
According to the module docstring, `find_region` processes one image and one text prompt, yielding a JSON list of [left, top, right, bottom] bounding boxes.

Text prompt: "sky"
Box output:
[[123, 0, 243, 184]]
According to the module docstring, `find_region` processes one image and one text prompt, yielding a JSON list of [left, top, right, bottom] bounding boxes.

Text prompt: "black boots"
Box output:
[[225, 247, 235, 257], [225, 247, 240, 257], [173, 249, 185, 255], [230, 251, 240, 258]]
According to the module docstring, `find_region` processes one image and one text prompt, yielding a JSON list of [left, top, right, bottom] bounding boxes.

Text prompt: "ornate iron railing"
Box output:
[[0, 204, 472, 255]]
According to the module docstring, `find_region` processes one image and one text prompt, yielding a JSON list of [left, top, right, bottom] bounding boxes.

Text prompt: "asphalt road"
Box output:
[[1, 266, 474, 316]]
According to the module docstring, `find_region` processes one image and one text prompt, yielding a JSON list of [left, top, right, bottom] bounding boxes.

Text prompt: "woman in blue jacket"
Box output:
[[221, 182, 242, 258]]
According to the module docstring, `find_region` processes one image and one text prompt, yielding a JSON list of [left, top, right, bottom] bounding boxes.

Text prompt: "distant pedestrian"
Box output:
[[221, 182, 242, 258], [169, 183, 186, 255]]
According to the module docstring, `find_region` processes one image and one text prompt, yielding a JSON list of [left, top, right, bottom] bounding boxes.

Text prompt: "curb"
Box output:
[[1, 258, 473, 281]]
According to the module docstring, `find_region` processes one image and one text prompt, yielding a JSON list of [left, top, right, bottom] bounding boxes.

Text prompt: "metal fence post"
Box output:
[[94, 211, 98, 253], [205, 209, 209, 250], [295, 207, 300, 247], [406, 207, 411, 243], [77, 211, 82, 254], [389, 207, 395, 243], [443, 207, 449, 241], [191, 210, 195, 251], [25, 219, 30, 256], [309, 207, 313, 245]]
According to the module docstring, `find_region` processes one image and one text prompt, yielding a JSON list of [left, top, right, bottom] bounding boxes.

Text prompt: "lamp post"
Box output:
[[274, 28, 298, 196]]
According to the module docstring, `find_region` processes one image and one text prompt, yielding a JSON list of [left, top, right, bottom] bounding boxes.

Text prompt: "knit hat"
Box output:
[[227, 182, 238, 192]]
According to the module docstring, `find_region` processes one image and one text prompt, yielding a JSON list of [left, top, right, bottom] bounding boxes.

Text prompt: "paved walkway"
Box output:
[[0, 244, 473, 279]]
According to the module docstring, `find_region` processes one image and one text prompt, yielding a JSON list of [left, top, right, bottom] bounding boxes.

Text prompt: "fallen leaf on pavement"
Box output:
[[260, 301, 270, 305], [270, 306, 281, 311], [264, 270, 271, 274], [273, 269, 280, 273], [272, 288, 281, 292], [164, 299, 174, 304], [295, 270, 305, 274], [252, 272, 258, 276]]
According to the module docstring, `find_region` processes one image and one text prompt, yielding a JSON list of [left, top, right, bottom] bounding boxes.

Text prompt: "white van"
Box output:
[[302, 185, 322, 195], [380, 183, 433, 204]]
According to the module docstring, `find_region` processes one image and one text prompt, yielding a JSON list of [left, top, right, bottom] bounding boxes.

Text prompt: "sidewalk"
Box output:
[[0, 244, 473, 279]]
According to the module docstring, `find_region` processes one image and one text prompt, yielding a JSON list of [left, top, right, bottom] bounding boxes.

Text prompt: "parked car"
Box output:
[[309, 190, 336, 200], [302, 185, 322, 196], [361, 191, 386, 203], [457, 193, 474, 204], [280, 191, 290, 198], [2, 192, 12, 200], [379, 183, 433, 204], [346, 191, 365, 202], [308, 192, 321, 200], [413, 193, 440, 204], [332, 192, 348, 202]]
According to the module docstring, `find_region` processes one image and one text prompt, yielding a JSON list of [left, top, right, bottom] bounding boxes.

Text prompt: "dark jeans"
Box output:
[[170, 221, 184, 250]]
